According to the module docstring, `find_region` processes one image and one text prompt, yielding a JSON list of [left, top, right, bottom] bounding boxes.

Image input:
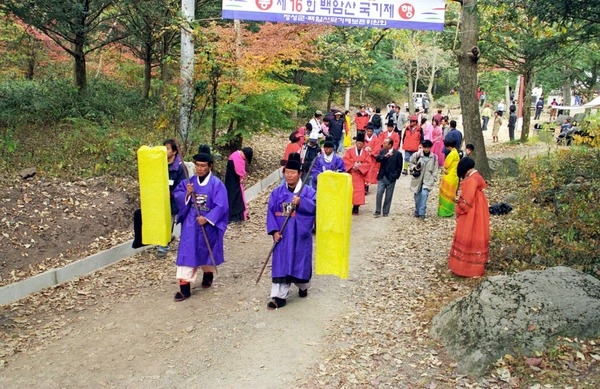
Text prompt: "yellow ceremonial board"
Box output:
[[137, 146, 171, 246], [315, 171, 353, 279]]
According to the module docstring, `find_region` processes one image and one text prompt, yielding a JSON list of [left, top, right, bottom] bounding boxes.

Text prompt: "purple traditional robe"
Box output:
[[266, 181, 317, 282], [310, 153, 346, 190], [174, 172, 229, 268]]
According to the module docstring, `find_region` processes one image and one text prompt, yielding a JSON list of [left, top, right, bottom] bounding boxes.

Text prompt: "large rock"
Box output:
[[488, 156, 519, 177], [430, 267, 600, 376]]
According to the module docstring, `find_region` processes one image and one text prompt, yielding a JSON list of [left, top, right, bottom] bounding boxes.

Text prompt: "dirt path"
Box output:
[[0, 133, 558, 388], [0, 162, 469, 388]]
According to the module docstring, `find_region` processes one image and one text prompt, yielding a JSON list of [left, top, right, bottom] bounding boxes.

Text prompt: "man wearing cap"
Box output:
[[309, 110, 323, 139], [300, 131, 322, 187], [379, 120, 401, 150], [329, 110, 346, 154], [266, 153, 317, 310], [310, 136, 346, 190], [343, 133, 373, 214], [409, 140, 439, 218], [173, 145, 229, 301], [401, 115, 424, 175]]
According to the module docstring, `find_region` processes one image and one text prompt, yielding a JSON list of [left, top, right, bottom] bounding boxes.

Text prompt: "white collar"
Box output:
[[287, 178, 303, 193], [323, 153, 334, 163], [196, 172, 212, 186]]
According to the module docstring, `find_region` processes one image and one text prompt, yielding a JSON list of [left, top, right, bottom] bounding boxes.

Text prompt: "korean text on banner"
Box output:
[[137, 146, 171, 246], [315, 171, 352, 279], [222, 0, 445, 31]]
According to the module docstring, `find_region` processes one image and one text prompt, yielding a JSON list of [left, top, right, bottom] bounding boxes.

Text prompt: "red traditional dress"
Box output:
[[378, 129, 400, 150], [448, 170, 490, 277], [343, 146, 372, 206], [363, 133, 382, 185]]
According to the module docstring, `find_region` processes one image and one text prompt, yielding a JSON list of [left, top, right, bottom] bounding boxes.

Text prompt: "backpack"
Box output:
[[371, 114, 382, 128]]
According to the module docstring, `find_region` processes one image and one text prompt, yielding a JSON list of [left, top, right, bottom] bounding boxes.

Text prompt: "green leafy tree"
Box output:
[[479, 0, 590, 141], [118, 0, 179, 99], [1, 0, 127, 92]]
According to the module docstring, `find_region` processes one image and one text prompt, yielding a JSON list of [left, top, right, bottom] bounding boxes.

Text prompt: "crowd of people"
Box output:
[[156, 102, 490, 309]]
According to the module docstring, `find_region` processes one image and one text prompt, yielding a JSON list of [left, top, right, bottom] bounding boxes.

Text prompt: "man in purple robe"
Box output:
[[173, 145, 229, 302], [310, 137, 345, 190], [266, 153, 317, 310]]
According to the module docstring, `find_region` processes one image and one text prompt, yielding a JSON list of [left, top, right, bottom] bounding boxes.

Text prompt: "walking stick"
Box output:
[[181, 159, 219, 275], [255, 155, 319, 284]]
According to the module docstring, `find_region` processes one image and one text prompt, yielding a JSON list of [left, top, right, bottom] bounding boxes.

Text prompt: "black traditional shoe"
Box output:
[[174, 283, 191, 302], [299, 288, 308, 298], [352, 205, 359, 214], [201, 272, 214, 288], [267, 297, 287, 310]]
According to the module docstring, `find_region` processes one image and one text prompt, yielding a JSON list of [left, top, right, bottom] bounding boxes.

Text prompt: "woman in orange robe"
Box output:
[[448, 157, 490, 277]]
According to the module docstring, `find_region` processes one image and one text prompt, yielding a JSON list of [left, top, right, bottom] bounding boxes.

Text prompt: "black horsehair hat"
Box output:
[[323, 135, 335, 148], [285, 152, 302, 172], [194, 144, 213, 163]]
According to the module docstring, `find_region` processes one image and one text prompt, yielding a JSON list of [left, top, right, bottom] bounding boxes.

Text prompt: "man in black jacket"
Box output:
[[373, 138, 403, 217]]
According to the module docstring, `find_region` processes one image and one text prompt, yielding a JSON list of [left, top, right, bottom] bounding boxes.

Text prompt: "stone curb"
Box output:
[[0, 168, 282, 306]]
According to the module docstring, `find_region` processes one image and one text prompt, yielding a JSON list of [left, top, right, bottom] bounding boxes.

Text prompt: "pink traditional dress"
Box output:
[[430, 124, 445, 167]]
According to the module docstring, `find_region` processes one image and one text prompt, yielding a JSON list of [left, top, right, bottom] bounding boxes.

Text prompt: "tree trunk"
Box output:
[[143, 41, 152, 99], [158, 35, 171, 111], [407, 62, 415, 113], [211, 76, 218, 147], [456, 0, 491, 180], [520, 67, 535, 142], [427, 50, 437, 107], [74, 31, 87, 92], [26, 45, 36, 80], [326, 83, 335, 111], [293, 69, 304, 85]]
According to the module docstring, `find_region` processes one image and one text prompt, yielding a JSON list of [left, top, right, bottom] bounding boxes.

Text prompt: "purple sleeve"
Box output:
[[266, 188, 281, 235], [203, 178, 229, 233]]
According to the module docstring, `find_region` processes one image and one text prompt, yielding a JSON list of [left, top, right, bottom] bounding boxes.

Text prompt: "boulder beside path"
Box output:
[[430, 266, 600, 376]]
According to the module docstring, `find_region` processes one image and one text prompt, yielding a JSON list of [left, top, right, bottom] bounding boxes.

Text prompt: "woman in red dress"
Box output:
[[448, 157, 490, 277]]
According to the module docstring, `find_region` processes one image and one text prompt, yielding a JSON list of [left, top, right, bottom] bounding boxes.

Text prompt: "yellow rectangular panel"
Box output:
[[137, 146, 171, 246], [315, 171, 353, 279]]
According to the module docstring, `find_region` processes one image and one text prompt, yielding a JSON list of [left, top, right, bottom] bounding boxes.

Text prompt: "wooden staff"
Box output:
[[256, 154, 319, 284], [181, 159, 219, 275]]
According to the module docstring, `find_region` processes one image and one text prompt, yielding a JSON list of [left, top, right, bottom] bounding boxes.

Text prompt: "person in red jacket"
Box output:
[[401, 115, 424, 175], [379, 120, 400, 150], [354, 105, 370, 135]]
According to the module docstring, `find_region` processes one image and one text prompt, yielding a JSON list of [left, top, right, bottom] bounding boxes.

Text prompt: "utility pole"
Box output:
[[180, 0, 195, 145]]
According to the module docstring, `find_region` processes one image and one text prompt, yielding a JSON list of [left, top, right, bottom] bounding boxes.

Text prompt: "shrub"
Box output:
[[489, 147, 600, 278], [0, 78, 151, 126], [574, 112, 600, 148]]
